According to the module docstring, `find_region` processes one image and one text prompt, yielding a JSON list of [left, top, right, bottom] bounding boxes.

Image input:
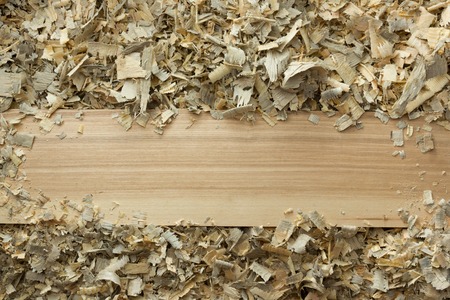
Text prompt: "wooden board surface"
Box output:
[[2, 110, 449, 227]]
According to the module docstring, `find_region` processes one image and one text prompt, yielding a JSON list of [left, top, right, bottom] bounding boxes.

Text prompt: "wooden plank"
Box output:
[[2, 110, 449, 227]]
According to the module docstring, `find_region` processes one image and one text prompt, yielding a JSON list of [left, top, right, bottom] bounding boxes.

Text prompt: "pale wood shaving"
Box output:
[[272, 220, 295, 247], [308, 113, 320, 125], [416, 133, 435, 153], [135, 112, 150, 128], [250, 261, 273, 283], [391, 129, 404, 147], [423, 190, 434, 206], [114, 111, 132, 131], [374, 109, 390, 124], [261, 111, 277, 127], [39, 118, 55, 133], [390, 57, 427, 118], [0, 69, 23, 98], [8, 132, 35, 149], [372, 269, 389, 292], [288, 234, 312, 254], [334, 114, 354, 132], [221, 104, 254, 120]]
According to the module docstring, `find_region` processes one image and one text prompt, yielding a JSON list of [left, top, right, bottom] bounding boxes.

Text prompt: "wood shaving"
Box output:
[[416, 133, 435, 153], [374, 109, 390, 124], [272, 220, 295, 247], [0, 69, 23, 98], [77, 124, 84, 134], [423, 190, 434, 206], [39, 118, 55, 133], [222, 104, 254, 119], [115, 111, 132, 131], [8, 132, 35, 149], [135, 112, 150, 128], [250, 261, 273, 283], [396, 120, 408, 129], [308, 114, 320, 125], [392, 150, 406, 159], [334, 114, 354, 132], [391, 129, 404, 147]]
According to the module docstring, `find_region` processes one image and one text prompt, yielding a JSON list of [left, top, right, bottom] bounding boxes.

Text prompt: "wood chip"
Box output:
[[271, 220, 294, 247], [39, 118, 55, 133], [115, 111, 132, 131], [391, 129, 404, 147], [308, 113, 320, 125], [0, 69, 23, 97], [250, 262, 272, 282], [416, 133, 435, 153], [334, 114, 354, 132], [423, 190, 434, 206], [222, 104, 254, 119], [116, 53, 146, 80], [374, 109, 390, 124], [390, 58, 426, 119], [9, 133, 35, 148]]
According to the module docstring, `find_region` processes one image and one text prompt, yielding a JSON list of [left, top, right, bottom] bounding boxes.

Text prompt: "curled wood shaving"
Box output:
[[390, 58, 426, 119], [161, 230, 182, 249], [374, 109, 390, 124], [222, 104, 254, 119], [372, 269, 388, 292], [96, 256, 129, 285], [265, 50, 291, 83], [405, 74, 449, 114], [261, 111, 277, 127], [288, 234, 312, 254], [0, 70, 23, 98], [250, 262, 272, 282], [114, 111, 133, 131], [272, 220, 295, 247], [334, 114, 354, 132], [39, 118, 55, 133]]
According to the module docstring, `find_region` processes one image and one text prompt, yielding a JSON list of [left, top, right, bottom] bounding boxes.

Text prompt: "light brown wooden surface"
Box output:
[[2, 110, 449, 227]]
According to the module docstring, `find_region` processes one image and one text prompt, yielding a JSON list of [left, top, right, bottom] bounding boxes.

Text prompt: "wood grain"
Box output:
[[2, 110, 449, 227]]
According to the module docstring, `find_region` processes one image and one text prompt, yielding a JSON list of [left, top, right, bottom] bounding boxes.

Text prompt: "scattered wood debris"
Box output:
[[0, 0, 448, 131], [0, 195, 449, 298]]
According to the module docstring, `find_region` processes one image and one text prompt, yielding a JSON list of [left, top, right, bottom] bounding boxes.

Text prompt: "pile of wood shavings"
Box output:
[[0, 1, 449, 133], [1, 197, 450, 299]]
